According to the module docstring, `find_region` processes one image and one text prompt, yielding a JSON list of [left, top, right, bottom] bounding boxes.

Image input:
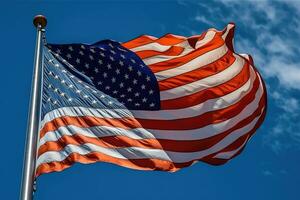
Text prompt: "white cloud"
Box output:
[[262, 169, 273, 176], [194, 15, 216, 26]]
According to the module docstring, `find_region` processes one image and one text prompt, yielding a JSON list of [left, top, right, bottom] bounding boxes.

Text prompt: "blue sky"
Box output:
[[1, 0, 300, 199]]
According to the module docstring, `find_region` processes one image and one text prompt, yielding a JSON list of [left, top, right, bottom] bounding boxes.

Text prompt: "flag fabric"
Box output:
[[36, 23, 267, 176]]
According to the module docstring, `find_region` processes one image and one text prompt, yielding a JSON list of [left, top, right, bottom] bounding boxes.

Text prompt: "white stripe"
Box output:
[[212, 135, 249, 159], [132, 67, 256, 119], [141, 31, 217, 66], [154, 45, 228, 81], [221, 23, 234, 40], [130, 34, 188, 52], [39, 77, 264, 143], [36, 113, 261, 168], [39, 126, 155, 147], [40, 106, 133, 130], [160, 54, 244, 100]]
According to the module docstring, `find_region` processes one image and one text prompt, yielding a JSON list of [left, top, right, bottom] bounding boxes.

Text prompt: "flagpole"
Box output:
[[20, 15, 47, 200]]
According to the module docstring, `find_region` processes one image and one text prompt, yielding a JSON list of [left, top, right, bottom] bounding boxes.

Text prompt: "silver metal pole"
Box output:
[[20, 15, 47, 200]]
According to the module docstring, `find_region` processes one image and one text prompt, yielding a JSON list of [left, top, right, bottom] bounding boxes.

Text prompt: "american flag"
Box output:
[[36, 23, 267, 176]]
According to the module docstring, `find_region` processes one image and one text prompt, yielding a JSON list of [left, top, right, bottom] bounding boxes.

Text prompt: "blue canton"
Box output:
[[43, 40, 160, 117]]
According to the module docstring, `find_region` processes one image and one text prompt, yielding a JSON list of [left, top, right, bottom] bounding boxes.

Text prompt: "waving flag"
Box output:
[[36, 23, 267, 176]]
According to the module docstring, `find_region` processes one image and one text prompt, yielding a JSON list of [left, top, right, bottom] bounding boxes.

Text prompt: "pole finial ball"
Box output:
[[33, 15, 47, 28]]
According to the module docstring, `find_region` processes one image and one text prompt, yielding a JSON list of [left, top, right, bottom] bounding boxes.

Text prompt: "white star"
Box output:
[[134, 92, 140, 97], [109, 43, 114, 48], [94, 68, 99, 73], [76, 58, 80, 64], [107, 64, 112, 69], [97, 81, 102, 85], [127, 98, 132, 102], [68, 46, 73, 51], [119, 82, 124, 88], [89, 55, 94, 60], [137, 71, 142, 76], [127, 87, 132, 92], [108, 101, 113, 105], [56, 49, 61, 54], [119, 61, 124, 66], [53, 100, 58, 105], [100, 94, 105, 98], [109, 56, 114, 61], [128, 66, 133, 71], [68, 84, 74, 88], [60, 92, 65, 97], [111, 77, 116, 83], [92, 100, 97, 104], [118, 47, 127, 52], [68, 98, 73, 102], [130, 59, 136, 63], [146, 76, 151, 82], [47, 97, 51, 102], [150, 103, 155, 107], [98, 59, 103, 65], [105, 86, 110, 90], [48, 84, 52, 88], [54, 75, 59, 79], [61, 80, 66, 84], [79, 51, 84, 55], [120, 94, 126, 98], [149, 90, 154, 94], [85, 63, 89, 69], [54, 88, 58, 92], [61, 69, 67, 73], [76, 90, 81, 94], [133, 79, 137, 84], [110, 50, 116, 54], [115, 68, 120, 74], [90, 48, 96, 53], [113, 90, 118, 94], [103, 72, 108, 78], [100, 52, 105, 57], [120, 54, 125, 59], [55, 64, 59, 67], [135, 103, 140, 107], [80, 45, 85, 49], [141, 84, 146, 89], [124, 74, 129, 79], [142, 97, 147, 102]]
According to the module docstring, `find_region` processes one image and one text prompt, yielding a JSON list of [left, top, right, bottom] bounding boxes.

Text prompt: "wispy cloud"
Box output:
[[262, 169, 273, 176]]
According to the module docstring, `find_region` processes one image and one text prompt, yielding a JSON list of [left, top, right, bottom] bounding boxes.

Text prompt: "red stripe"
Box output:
[[161, 60, 250, 109], [122, 34, 186, 50], [158, 51, 235, 91], [135, 46, 185, 59]]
